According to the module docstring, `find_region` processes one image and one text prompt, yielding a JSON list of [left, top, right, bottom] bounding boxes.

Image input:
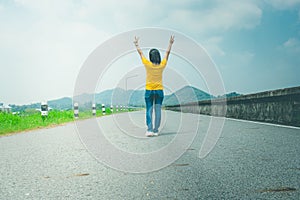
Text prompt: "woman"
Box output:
[[134, 35, 175, 137]]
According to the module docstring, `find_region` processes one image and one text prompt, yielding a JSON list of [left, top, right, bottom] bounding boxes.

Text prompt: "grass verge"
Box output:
[[0, 108, 139, 136]]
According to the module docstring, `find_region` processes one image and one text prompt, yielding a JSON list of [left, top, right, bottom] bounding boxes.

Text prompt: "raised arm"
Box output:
[[164, 35, 175, 61], [134, 36, 144, 58]]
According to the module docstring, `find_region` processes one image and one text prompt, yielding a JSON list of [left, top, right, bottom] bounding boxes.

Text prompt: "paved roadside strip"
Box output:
[[0, 111, 299, 199]]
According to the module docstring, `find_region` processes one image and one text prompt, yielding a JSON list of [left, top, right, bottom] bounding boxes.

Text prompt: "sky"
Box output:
[[0, 0, 300, 105]]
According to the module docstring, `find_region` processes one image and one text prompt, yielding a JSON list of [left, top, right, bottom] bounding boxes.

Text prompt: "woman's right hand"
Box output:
[[169, 35, 175, 44]]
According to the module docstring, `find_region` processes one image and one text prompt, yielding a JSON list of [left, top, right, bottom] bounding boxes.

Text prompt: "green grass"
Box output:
[[0, 110, 73, 135], [0, 108, 141, 136]]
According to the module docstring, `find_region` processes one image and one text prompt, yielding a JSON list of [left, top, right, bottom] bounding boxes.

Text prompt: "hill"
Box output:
[[10, 86, 242, 111], [48, 97, 72, 110], [94, 88, 145, 106], [93, 86, 214, 107], [163, 86, 213, 106]]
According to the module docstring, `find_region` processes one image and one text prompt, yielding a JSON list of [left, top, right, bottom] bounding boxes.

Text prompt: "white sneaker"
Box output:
[[145, 131, 153, 137], [153, 132, 159, 136]]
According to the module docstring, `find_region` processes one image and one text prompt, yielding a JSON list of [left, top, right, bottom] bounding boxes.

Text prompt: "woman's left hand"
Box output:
[[134, 36, 139, 46]]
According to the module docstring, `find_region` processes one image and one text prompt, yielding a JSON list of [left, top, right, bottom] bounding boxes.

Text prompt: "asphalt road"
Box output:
[[0, 110, 299, 199]]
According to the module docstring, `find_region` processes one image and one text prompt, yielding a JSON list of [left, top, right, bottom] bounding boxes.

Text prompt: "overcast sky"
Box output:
[[1, 0, 300, 105]]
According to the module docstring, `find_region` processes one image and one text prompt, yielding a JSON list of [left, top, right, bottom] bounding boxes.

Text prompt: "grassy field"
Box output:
[[0, 108, 136, 136]]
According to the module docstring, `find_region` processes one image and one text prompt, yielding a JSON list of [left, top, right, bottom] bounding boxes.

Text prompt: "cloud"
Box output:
[[227, 51, 255, 68], [9, 0, 263, 37], [202, 37, 225, 57], [283, 37, 300, 52], [160, 0, 262, 35], [265, 0, 300, 9], [0, 1, 111, 104], [2, 0, 296, 104], [14, 0, 75, 18], [204, 1, 262, 30], [284, 38, 299, 47]]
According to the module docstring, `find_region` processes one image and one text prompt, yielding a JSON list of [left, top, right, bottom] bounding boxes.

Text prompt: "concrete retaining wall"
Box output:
[[165, 86, 300, 127]]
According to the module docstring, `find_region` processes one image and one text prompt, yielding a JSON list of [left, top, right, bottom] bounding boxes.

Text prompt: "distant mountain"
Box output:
[[10, 86, 242, 112], [127, 90, 145, 107], [163, 86, 213, 106], [95, 89, 115, 105], [94, 88, 145, 106], [94, 86, 213, 107], [48, 97, 72, 110]]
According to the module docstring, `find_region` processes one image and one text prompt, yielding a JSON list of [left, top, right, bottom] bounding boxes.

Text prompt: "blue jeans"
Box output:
[[145, 90, 164, 133]]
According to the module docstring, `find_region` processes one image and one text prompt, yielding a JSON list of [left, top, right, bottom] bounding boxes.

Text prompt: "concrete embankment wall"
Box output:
[[165, 86, 300, 127]]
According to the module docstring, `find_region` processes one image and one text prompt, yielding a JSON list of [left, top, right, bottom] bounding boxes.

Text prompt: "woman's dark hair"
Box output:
[[149, 49, 161, 65]]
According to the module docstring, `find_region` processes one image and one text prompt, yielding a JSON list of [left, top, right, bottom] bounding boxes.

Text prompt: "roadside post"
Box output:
[[41, 101, 48, 121], [102, 104, 106, 115], [74, 103, 79, 119], [92, 103, 96, 116]]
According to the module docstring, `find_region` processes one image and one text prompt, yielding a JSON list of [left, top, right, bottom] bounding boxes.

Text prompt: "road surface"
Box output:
[[0, 110, 299, 199]]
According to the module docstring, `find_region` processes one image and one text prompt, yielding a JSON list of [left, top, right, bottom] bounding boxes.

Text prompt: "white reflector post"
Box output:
[[41, 101, 48, 117], [74, 103, 79, 119], [92, 103, 96, 116], [102, 104, 105, 115]]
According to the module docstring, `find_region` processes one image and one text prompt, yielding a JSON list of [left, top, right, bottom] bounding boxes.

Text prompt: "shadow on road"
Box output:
[[159, 131, 193, 136]]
